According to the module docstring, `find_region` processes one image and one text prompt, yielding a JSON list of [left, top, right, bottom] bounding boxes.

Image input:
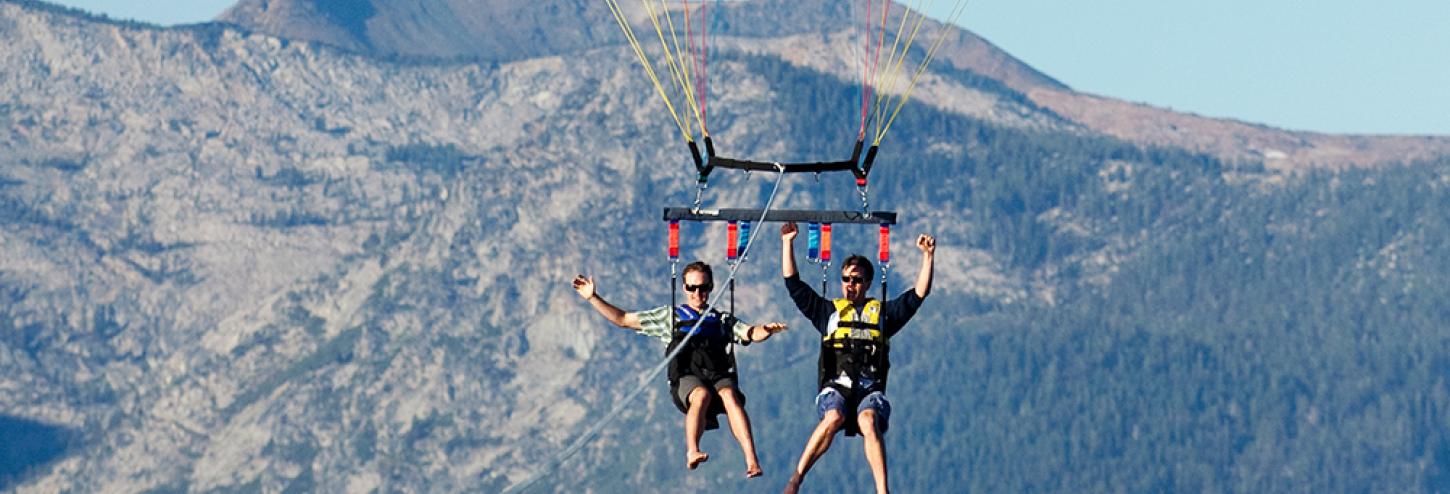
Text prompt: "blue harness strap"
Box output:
[[673, 305, 726, 339]]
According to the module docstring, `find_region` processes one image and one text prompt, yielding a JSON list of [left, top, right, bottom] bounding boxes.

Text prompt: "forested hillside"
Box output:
[[499, 53, 1450, 493]]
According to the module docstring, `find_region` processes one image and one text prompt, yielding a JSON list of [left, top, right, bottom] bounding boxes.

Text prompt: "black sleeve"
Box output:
[[883, 288, 925, 338], [784, 274, 834, 335]]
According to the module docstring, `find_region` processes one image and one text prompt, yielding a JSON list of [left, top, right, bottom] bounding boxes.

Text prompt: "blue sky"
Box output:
[[48, 0, 1450, 136]]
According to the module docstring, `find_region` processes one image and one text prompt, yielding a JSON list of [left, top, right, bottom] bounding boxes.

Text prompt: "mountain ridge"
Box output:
[[213, 0, 1450, 170]]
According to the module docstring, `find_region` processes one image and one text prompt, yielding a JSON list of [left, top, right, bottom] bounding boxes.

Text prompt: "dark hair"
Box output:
[[841, 255, 874, 285], [682, 261, 713, 284]]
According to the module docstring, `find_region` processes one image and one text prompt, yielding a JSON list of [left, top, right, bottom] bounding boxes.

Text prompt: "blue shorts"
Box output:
[[816, 388, 892, 434]]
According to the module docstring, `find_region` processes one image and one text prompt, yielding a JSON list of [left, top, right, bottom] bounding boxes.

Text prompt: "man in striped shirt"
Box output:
[[572, 262, 788, 478]]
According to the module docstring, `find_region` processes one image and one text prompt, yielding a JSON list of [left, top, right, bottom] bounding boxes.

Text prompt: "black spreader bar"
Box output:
[[663, 207, 896, 224], [689, 138, 878, 183]]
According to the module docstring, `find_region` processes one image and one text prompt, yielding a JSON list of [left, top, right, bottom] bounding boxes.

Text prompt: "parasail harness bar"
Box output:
[[664, 207, 895, 225], [690, 137, 880, 186]]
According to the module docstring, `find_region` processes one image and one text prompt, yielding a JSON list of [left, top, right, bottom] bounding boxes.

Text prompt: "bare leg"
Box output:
[[784, 410, 844, 494], [716, 387, 763, 478], [684, 386, 712, 470], [859, 410, 889, 494]]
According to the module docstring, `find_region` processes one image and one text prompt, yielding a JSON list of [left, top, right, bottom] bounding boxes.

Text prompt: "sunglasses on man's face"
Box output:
[[684, 283, 714, 293], [841, 276, 868, 284]]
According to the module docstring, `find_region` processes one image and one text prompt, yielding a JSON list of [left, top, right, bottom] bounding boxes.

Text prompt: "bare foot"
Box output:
[[745, 464, 763, 478], [783, 473, 803, 494], [687, 451, 710, 470]]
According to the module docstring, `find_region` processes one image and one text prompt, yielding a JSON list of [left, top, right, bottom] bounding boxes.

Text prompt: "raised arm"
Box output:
[[572, 274, 642, 330], [781, 222, 835, 333], [781, 222, 800, 278], [913, 234, 936, 298]]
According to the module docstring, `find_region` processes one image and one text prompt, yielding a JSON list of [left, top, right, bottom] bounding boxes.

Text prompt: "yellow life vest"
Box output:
[[818, 298, 891, 395], [823, 298, 885, 348]]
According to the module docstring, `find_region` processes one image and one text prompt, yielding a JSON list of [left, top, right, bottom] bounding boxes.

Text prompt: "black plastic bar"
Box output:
[[708, 157, 859, 173], [861, 145, 879, 178], [663, 207, 896, 224], [688, 140, 704, 172], [698, 137, 717, 180], [693, 139, 873, 179]]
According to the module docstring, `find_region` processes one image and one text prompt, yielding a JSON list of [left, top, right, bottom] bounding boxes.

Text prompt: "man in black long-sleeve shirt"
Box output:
[[779, 222, 935, 494]]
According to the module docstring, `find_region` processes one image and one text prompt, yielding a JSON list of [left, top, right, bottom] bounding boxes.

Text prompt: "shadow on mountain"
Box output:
[[0, 415, 80, 491], [312, 0, 377, 50]]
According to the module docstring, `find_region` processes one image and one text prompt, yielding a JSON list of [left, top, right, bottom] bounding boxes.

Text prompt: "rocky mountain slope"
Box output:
[[4, 0, 1450, 492], [217, 0, 1450, 170], [219, 0, 624, 63], [2, 1, 696, 490]]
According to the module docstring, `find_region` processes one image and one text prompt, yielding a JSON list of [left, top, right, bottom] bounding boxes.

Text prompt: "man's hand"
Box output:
[[916, 234, 936, 255], [573, 275, 641, 330], [572, 274, 596, 300], [781, 222, 799, 242], [750, 322, 789, 342]]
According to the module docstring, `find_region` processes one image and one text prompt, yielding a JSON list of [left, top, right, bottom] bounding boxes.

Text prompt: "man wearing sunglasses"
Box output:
[[777, 222, 935, 494], [572, 262, 788, 478]]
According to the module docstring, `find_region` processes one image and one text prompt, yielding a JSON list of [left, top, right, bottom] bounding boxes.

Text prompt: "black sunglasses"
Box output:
[[684, 283, 714, 293], [841, 276, 868, 284]]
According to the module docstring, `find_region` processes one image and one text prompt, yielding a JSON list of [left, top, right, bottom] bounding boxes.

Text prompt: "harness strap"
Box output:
[[833, 320, 881, 330], [668, 221, 679, 332]]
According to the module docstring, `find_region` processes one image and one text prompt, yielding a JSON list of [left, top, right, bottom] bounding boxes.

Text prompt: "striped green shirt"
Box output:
[[634, 306, 753, 345]]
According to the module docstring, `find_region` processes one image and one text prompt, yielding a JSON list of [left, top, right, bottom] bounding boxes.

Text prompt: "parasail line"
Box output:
[[605, 0, 695, 142], [877, 0, 971, 144]]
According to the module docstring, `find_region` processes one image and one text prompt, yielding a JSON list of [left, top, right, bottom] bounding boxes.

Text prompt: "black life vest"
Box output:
[[665, 305, 739, 418]]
